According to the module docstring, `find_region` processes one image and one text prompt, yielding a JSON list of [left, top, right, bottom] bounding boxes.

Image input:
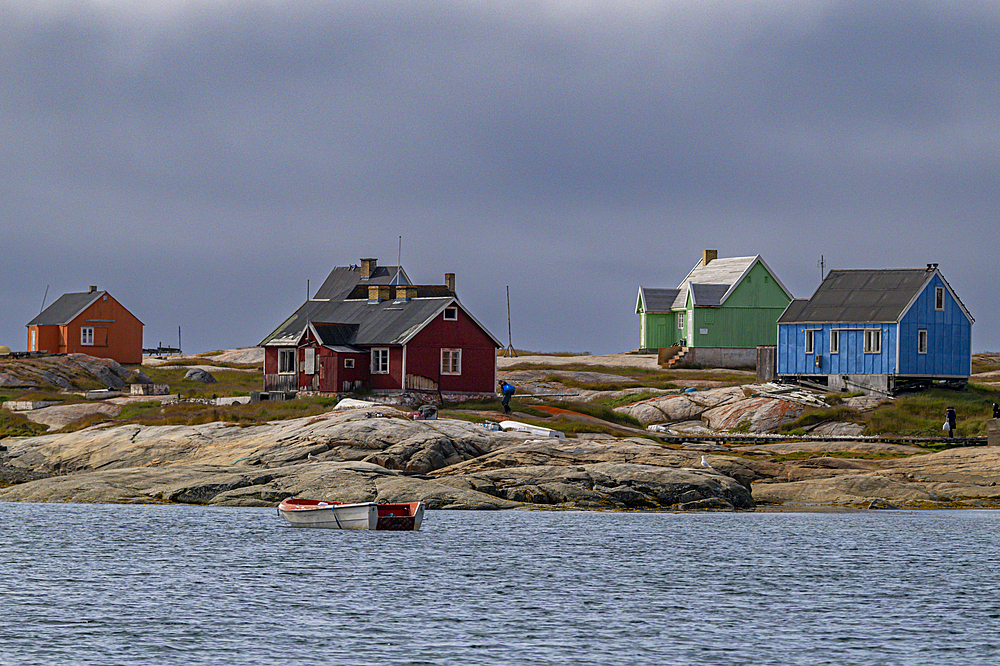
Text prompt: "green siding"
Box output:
[[640, 312, 683, 348], [723, 262, 793, 308], [638, 259, 792, 350], [690, 306, 785, 347], [683, 261, 791, 349]]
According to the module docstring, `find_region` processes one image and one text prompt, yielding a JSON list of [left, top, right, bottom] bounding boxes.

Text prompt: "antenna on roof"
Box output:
[[39, 285, 49, 314], [503, 285, 517, 358], [818, 255, 826, 281], [392, 236, 403, 286]]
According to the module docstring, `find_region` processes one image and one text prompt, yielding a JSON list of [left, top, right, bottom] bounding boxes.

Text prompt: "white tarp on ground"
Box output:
[[333, 398, 377, 411]]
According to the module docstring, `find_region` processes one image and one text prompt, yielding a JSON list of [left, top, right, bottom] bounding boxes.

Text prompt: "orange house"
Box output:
[[26, 286, 144, 364]]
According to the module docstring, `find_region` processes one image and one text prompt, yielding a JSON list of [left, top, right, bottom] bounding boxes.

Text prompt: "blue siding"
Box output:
[[897, 275, 972, 377], [778, 323, 896, 375], [778, 273, 972, 379]]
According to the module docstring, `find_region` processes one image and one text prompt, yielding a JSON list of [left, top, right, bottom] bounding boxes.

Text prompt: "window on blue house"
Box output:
[[918, 329, 928, 354], [830, 330, 839, 354], [935, 287, 945, 310], [804, 330, 815, 354], [864, 329, 881, 354]]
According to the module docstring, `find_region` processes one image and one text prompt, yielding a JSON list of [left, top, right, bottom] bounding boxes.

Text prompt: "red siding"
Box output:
[[405, 307, 497, 393]]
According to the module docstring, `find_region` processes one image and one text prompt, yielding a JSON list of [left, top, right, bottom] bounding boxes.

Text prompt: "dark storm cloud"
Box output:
[[2, 1, 998, 354]]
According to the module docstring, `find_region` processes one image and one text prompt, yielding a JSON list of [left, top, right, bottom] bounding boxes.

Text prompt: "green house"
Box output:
[[635, 250, 793, 365]]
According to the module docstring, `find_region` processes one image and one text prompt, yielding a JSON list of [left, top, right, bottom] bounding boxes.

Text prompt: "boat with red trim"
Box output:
[[277, 497, 424, 530]]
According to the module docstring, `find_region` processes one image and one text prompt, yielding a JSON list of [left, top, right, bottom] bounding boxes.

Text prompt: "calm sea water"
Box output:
[[1, 504, 999, 666]]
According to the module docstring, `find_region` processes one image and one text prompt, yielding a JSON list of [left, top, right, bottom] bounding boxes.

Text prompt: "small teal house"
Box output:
[[776, 264, 973, 395]]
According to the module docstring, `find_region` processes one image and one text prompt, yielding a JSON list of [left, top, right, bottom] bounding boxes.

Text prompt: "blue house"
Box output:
[[776, 264, 973, 395]]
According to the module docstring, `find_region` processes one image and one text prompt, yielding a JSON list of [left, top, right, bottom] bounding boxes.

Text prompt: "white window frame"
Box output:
[[918, 329, 928, 354], [344, 358, 355, 369], [804, 329, 815, 355], [30, 329, 36, 351], [677, 312, 685, 330], [443, 307, 458, 321], [371, 348, 390, 374], [441, 348, 462, 375], [864, 329, 882, 354], [935, 287, 945, 311], [830, 330, 840, 354], [278, 349, 296, 374], [81, 326, 94, 346]]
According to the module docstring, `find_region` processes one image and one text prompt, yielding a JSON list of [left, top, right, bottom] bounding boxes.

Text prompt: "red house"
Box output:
[[26, 286, 144, 364], [259, 258, 500, 396]]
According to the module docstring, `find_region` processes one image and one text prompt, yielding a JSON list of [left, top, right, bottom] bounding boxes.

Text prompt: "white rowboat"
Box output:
[[277, 497, 424, 530]]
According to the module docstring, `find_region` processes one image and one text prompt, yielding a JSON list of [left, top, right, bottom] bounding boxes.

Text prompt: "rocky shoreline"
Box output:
[[3, 401, 1000, 511]]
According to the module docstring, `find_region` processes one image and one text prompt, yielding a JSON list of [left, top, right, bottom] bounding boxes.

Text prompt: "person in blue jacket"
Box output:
[[497, 379, 515, 414]]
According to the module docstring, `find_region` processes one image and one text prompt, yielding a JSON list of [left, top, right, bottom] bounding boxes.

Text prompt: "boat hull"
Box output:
[[277, 498, 424, 531]]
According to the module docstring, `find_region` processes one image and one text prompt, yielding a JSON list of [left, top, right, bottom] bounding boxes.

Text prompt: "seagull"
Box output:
[[307, 453, 319, 463], [700, 455, 714, 470]]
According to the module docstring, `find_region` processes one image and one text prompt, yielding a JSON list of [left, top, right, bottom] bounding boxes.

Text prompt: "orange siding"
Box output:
[[66, 294, 144, 364], [29, 326, 61, 354]]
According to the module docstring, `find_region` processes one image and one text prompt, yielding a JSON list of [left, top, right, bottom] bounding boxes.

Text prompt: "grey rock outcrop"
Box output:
[[614, 386, 746, 425], [0, 354, 133, 390], [702, 397, 805, 432], [0, 408, 755, 510], [184, 368, 217, 384]]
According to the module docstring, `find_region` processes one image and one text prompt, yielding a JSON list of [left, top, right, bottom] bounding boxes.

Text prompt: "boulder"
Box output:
[[702, 396, 804, 432], [184, 368, 217, 384], [131, 369, 154, 385], [20, 402, 123, 431], [614, 386, 746, 425]]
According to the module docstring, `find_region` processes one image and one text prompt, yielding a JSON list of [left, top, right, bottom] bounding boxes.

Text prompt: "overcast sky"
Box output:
[[3, 0, 998, 356]]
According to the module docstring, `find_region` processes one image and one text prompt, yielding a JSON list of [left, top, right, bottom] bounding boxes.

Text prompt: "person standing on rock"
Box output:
[[993, 403, 999, 419], [498, 379, 515, 415], [946, 406, 957, 438]]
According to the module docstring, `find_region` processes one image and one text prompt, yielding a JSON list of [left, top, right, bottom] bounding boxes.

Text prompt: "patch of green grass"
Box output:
[[0, 411, 49, 439], [139, 366, 262, 398], [972, 353, 1000, 374], [770, 451, 914, 462], [730, 418, 753, 434], [778, 386, 1000, 438], [602, 391, 669, 409], [544, 401, 644, 429]]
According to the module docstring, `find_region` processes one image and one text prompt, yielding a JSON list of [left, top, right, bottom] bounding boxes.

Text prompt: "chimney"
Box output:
[[702, 250, 717, 267], [445, 273, 456, 292], [360, 258, 378, 279], [367, 285, 390, 303], [395, 285, 418, 301], [89, 285, 97, 293], [926, 263, 938, 272]]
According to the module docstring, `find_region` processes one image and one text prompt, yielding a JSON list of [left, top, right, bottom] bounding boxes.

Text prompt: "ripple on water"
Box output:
[[2, 505, 1000, 665]]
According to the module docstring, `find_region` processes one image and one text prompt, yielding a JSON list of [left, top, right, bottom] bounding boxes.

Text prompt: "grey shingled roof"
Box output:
[[777, 268, 971, 324], [27, 291, 104, 327], [637, 287, 679, 313], [672, 255, 767, 308], [261, 294, 501, 348], [689, 283, 731, 306]]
